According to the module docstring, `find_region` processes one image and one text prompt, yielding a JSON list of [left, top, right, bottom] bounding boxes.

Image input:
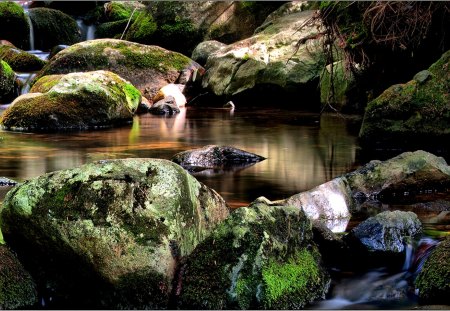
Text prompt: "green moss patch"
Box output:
[[178, 202, 330, 309]]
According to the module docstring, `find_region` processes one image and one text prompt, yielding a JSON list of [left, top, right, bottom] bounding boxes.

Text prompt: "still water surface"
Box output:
[[0, 108, 363, 208]]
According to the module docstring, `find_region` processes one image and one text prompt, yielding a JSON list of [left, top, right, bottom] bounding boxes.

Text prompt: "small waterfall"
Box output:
[[77, 19, 96, 41], [86, 25, 96, 41], [24, 10, 35, 51], [17, 73, 36, 95], [410, 237, 439, 276], [402, 242, 414, 271]]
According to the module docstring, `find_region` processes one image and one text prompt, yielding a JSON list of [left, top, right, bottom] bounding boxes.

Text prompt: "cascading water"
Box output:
[[76, 19, 96, 41], [23, 9, 35, 51], [312, 237, 441, 309]]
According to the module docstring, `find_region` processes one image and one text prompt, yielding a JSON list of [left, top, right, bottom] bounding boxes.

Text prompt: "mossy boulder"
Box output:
[[95, 2, 147, 39], [0, 245, 38, 309], [34, 39, 203, 102], [198, 9, 325, 106], [415, 236, 450, 304], [0, 45, 46, 72], [0, 158, 230, 308], [346, 210, 422, 253], [28, 8, 81, 51], [359, 50, 450, 146], [177, 200, 330, 309], [280, 150, 450, 232], [345, 150, 450, 201], [0, 70, 141, 132], [0, 60, 15, 102], [0, 2, 30, 50]]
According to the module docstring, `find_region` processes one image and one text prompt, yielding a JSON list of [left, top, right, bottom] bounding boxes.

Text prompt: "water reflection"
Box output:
[[0, 109, 362, 207]]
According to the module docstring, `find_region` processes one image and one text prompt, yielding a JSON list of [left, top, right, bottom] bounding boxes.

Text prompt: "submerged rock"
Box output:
[[0, 2, 30, 50], [0, 158, 229, 309], [177, 201, 330, 309], [0, 70, 141, 132], [415, 236, 450, 304], [172, 145, 266, 169], [359, 50, 450, 146], [0, 245, 38, 309], [34, 39, 203, 102], [0, 60, 15, 102], [0, 45, 46, 72], [28, 8, 81, 51], [347, 210, 422, 253]]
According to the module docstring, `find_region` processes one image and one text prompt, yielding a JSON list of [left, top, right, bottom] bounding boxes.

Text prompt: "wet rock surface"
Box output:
[[172, 145, 266, 169]]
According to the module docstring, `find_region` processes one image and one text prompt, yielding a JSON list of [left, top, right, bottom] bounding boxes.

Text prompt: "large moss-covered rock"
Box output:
[[34, 39, 203, 102], [0, 60, 15, 102], [0, 245, 38, 309], [359, 50, 450, 146], [28, 8, 81, 51], [0, 70, 140, 131], [415, 236, 450, 304], [0, 158, 229, 308], [345, 150, 450, 200], [280, 150, 450, 232], [177, 200, 330, 309], [198, 9, 325, 106], [0, 45, 46, 72], [0, 2, 30, 50]]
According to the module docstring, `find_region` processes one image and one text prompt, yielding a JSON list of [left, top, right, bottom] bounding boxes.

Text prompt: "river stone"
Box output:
[[198, 9, 325, 104], [347, 211, 422, 253], [0, 45, 46, 72], [0, 177, 18, 187], [171, 145, 266, 169], [34, 39, 203, 102], [148, 96, 180, 115], [153, 83, 186, 107], [0, 60, 15, 102], [177, 201, 330, 309], [0, 70, 141, 132], [415, 236, 450, 304], [0, 245, 38, 309], [191, 40, 226, 66], [0, 2, 30, 50], [284, 178, 352, 233], [0, 158, 229, 309], [28, 8, 81, 51], [359, 50, 450, 146], [280, 150, 450, 233], [345, 150, 450, 200]]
